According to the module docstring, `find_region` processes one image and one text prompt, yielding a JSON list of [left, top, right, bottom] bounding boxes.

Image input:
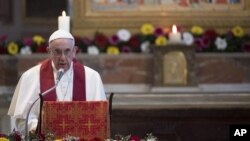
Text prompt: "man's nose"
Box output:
[[60, 52, 66, 59]]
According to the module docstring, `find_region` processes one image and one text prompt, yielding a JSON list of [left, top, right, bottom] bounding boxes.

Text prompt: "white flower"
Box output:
[[183, 32, 194, 45], [87, 45, 99, 55], [20, 46, 32, 55], [117, 29, 131, 42], [140, 41, 151, 53], [215, 37, 227, 50]]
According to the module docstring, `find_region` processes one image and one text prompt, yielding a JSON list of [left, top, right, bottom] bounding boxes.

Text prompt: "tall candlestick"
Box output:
[[58, 10, 70, 32], [169, 24, 182, 43]]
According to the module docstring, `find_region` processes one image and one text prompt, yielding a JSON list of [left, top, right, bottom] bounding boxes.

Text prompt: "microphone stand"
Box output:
[[24, 81, 60, 141]]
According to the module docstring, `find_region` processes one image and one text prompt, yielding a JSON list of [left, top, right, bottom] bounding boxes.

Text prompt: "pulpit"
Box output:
[[41, 101, 110, 140]]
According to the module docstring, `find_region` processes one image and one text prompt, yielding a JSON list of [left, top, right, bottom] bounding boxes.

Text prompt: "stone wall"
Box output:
[[0, 53, 249, 87]]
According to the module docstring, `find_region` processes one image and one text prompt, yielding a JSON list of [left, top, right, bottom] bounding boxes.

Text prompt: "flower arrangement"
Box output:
[[1, 24, 250, 56], [0, 130, 22, 141], [0, 131, 157, 141], [105, 133, 157, 141], [0, 35, 47, 55]]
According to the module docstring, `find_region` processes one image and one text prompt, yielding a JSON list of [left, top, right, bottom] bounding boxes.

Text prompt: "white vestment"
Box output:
[[8, 62, 106, 134]]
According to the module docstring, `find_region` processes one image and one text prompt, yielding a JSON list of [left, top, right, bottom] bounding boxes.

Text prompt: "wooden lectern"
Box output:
[[41, 101, 110, 140]]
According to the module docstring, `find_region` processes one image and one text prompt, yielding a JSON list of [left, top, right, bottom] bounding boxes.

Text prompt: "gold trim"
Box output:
[[72, 0, 250, 36]]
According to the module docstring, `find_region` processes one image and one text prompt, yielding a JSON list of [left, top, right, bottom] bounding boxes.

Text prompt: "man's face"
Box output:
[[48, 38, 77, 71]]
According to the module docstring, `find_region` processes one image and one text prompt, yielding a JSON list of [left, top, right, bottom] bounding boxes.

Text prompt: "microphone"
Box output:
[[24, 68, 65, 140]]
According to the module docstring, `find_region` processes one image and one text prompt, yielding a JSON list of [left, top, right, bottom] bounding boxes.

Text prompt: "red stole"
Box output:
[[40, 59, 86, 101]]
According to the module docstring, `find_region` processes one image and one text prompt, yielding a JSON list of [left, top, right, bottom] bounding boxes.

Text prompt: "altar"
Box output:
[[1, 52, 250, 140]]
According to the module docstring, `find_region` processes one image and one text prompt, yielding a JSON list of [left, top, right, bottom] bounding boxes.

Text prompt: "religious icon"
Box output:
[[163, 51, 188, 85]]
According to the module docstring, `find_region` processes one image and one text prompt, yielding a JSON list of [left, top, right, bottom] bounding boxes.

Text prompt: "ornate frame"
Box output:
[[72, 0, 250, 36]]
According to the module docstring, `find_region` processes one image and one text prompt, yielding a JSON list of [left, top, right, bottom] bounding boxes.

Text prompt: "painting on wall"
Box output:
[[72, 0, 250, 36], [91, 0, 243, 12]]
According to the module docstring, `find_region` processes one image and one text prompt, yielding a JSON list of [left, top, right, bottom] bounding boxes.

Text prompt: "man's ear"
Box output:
[[71, 46, 78, 59], [74, 46, 79, 53], [46, 47, 50, 53]]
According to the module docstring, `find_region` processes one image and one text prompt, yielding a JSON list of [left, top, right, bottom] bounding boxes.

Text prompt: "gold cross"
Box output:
[[59, 119, 69, 131]]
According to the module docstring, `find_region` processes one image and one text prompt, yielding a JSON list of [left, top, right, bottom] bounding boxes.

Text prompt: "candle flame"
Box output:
[[62, 11, 66, 16], [172, 25, 177, 33]]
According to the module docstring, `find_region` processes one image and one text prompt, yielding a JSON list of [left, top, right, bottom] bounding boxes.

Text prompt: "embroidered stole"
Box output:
[[40, 59, 86, 101]]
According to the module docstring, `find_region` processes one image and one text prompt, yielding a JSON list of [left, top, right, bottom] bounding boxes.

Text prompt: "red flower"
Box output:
[[121, 46, 132, 53], [8, 131, 22, 141], [0, 35, 8, 54], [128, 35, 140, 51], [154, 27, 164, 37], [22, 37, 34, 46], [0, 46, 7, 54], [241, 43, 250, 52], [201, 35, 211, 48], [0, 133, 7, 138], [94, 33, 109, 49], [204, 29, 218, 41], [36, 43, 47, 53], [130, 135, 140, 141], [0, 35, 8, 42]]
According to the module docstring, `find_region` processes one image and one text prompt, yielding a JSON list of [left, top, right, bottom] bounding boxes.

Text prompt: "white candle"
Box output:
[[169, 25, 182, 43], [58, 11, 70, 32]]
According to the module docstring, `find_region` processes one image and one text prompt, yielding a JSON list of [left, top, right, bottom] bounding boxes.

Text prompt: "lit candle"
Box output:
[[58, 10, 70, 32], [168, 24, 182, 43]]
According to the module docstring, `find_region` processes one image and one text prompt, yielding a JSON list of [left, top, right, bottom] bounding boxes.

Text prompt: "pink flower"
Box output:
[[22, 37, 34, 46], [130, 135, 140, 141], [201, 35, 211, 48], [194, 38, 206, 52], [0, 35, 8, 42], [109, 34, 120, 45], [154, 27, 164, 37], [82, 37, 92, 45], [121, 46, 132, 53]]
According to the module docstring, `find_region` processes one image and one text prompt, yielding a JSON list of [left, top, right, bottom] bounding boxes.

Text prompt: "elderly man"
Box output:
[[8, 29, 106, 134]]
